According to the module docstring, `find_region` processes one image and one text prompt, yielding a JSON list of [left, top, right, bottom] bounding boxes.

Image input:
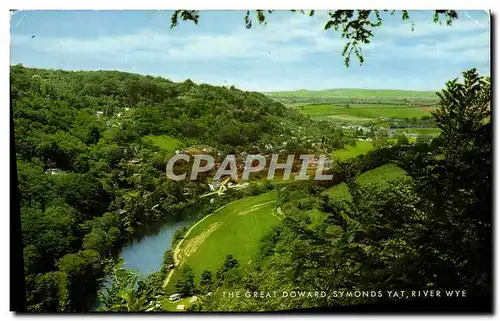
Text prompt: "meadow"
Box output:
[[322, 182, 352, 201], [331, 141, 375, 161], [296, 104, 432, 119], [322, 163, 408, 201], [142, 135, 183, 152], [265, 88, 439, 105], [165, 191, 280, 293], [395, 128, 441, 136], [355, 163, 408, 189]]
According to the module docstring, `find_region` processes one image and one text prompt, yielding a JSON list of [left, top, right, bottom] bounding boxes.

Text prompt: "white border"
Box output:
[[2, 1, 496, 10]]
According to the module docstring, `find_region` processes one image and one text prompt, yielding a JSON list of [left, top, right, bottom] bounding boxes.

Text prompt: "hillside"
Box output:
[[11, 65, 491, 313], [12, 65, 348, 158], [10, 65, 345, 312]]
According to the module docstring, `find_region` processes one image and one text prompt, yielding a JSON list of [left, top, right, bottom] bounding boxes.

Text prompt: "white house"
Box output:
[[208, 180, 221, 191], [45, 168, 64, 175]]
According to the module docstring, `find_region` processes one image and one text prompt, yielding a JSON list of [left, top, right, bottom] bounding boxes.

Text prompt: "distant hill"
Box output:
[[264, 88, 440, 106]]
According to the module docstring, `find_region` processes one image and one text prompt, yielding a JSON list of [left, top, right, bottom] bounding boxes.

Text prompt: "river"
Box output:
[[92, 213, 196, 310], [120, 218, 194, 277]]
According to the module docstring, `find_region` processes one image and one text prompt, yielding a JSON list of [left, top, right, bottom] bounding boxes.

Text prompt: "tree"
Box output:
[[215, 255, 240, 287], [26, 271, 69, 312], [175, 265, 196, 296], [391, 69, 492, 297], [373, 129, 389, 149], [415, 135, 432, 145], [57, 249, 102, 311], [199, 270, 214, 294], [423, 69, 492, 295], [170, 10, 459, 66], [163, 250, 174, 268], [98, 259, 149, 312], [395, 133, 409, 145], [198, 67, 492, 310], [433, 68, 490, 156]]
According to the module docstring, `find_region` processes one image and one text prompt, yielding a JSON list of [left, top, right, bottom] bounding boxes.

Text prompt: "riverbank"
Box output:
[[162, 199, 241, 289]]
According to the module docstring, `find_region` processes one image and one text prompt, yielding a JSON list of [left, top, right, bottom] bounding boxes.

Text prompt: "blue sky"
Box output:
[[10, 10, 490, 92]]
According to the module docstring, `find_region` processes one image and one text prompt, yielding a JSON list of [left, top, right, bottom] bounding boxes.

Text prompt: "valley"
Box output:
[[12, 65, 491, 313]]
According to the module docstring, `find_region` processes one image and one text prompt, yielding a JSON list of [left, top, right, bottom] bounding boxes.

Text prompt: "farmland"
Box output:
[[295, 104, 433, 119], [395, 128, 441, 136], [264, 88, 440, 106]]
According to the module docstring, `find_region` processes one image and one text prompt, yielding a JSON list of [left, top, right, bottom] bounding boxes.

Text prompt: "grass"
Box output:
[[296, 104, 431, 119], [305, 208, 330, 230], [265, 89, 440, 107], [142, 135, 182, 153], [373, 121, 392, 128], [338, 103, 432, 109], [395, 128, 441, 136], [325, 114, 374, 122], [322, 182, 352, 201], [165, 191, 280, 293], [161, 297, 192, 312], [356, 164, 408, 189], [323, 164, 408, 201], [332, 141, 375, 161], [265, 88, 439, 100]]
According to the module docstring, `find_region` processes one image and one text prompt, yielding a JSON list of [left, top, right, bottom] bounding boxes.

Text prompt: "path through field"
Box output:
[[162, 199, 240, 289]]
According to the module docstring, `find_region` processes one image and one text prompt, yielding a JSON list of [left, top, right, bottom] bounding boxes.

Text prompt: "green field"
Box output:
[[166, 191, 280, 293], [356, 163, 408, 189], [395, 128, 441, 136], [332, 141, 375, 161], [296, 104, 432, 119], [372, 121, 392, 128], [265, 88, 439, 102], [337, 103, 431, 109], [326, 114, 374, 122], [142, 135, 182, 152], [323, 164, 408, 200], [323, 182, 352, 201]]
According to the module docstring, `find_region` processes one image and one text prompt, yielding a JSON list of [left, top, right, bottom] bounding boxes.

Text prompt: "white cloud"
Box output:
[[376, 15, 489, 38], [11, 13, 347, 64], [363, 30, 490, 64], [9, 10, 490, 92], [12, 10, 489, 66]]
